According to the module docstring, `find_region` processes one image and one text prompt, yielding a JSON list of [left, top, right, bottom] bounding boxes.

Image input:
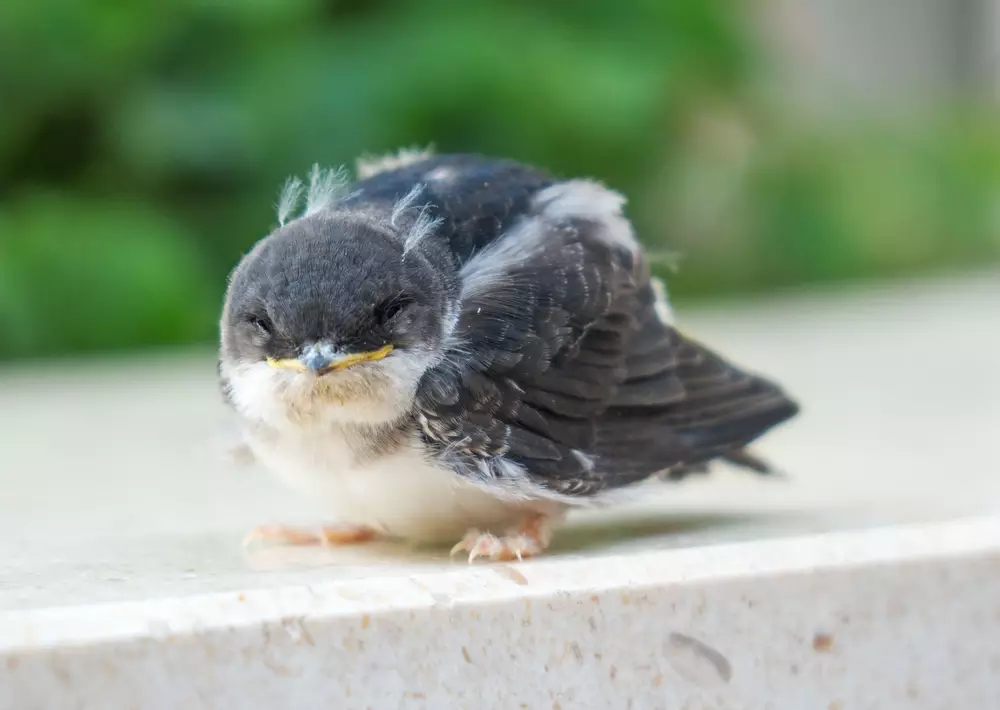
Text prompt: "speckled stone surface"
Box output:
[[1, 271, 998, 709], [2, 519, 999, 709]]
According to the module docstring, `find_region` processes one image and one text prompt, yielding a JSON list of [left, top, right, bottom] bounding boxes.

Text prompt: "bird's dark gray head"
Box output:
[[219, 210, 457, 426], [222, 217, 452, 369], [222, 215, 455, 374]]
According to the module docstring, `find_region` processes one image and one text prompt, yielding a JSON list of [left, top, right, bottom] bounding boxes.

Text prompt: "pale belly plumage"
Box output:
[[245, 425, 563, 543]]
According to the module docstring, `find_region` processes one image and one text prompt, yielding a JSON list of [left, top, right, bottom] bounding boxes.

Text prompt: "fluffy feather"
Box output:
[[276, 177, 304, 226], [304, 164, 350, 217]]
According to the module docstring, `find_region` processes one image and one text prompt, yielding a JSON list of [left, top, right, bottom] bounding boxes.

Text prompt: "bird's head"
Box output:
[[219, 213, 456, 426]]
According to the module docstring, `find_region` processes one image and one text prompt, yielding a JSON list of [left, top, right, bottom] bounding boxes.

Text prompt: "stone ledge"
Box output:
[[2, 516, 999, 709]]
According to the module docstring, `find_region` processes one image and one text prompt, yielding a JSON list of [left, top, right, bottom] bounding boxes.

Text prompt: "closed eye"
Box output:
[[245, 314, 273, 336], [375, 295, 413, 323]]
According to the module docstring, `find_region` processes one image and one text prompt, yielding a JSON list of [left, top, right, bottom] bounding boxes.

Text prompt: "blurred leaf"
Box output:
[[111, 88, 258, 180], [0, 195, 217, 359]]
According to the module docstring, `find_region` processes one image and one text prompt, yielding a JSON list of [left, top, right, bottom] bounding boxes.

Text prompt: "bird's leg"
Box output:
[[450, 513, 554, 563], [243, 523, 377, 548]]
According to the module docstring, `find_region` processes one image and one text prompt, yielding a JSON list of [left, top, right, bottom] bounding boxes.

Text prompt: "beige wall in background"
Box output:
[[757, 0, 998, 116]]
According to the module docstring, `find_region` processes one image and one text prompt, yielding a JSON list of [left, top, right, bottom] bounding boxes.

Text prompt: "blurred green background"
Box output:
[[2, 0, 998, 361]]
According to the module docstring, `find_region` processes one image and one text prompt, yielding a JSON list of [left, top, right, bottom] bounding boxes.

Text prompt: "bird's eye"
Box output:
[[375, 295, 413, 324], [245, 314, 273, 336]]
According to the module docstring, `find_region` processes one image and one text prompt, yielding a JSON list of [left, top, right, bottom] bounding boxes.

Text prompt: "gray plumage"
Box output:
[[219, 151, 798, 555]]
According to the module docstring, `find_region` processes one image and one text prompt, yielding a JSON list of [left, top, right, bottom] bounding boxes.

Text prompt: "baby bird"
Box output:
[[219, 150, 798, 561]]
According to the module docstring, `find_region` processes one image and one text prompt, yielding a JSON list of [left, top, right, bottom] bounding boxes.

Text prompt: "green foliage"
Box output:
[[1, 0, 998, 359], [0, 195, 216, 357], [653, 109, 1000, 295]]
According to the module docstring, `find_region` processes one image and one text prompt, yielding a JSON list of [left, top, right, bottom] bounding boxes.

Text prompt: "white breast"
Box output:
[[222, 348, 562, 544], [246, 425, 556, 543]]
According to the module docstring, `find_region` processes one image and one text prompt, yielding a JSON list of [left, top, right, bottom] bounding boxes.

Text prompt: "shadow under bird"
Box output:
[[218, 149, 799, 561]]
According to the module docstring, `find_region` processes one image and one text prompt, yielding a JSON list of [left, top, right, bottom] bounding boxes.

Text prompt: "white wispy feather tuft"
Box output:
[[276, 177, 304, 226], [645, 249, 683, 273], [404, 205, 444, 255], [356, 145, 435, 180], [390, 183, 426, 226], [389, 184, 443, 255], [304, 164, 350, 217], [649, 276, 676, 325], [275, 164, 349, 225]]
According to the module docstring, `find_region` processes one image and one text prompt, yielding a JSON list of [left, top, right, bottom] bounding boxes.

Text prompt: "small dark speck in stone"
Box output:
[[813, 633, 834, 652]]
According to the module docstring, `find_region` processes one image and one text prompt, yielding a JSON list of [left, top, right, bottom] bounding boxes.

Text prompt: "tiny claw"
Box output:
[[450, 525, 546, 563], [450, 529, 481, 559]]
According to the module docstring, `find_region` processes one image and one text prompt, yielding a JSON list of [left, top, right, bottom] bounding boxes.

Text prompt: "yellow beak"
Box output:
[[267, 344, 393, 374]]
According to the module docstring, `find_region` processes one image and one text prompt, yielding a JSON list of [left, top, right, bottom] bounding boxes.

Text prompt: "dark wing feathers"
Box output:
[[412, 169, 797, 498], [591, 321, 798, 483], [416, 217, 634, 490], [346, 153, 555, 264]]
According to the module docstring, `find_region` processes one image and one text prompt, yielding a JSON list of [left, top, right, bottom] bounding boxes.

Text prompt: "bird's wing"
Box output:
[[415, 180, 797, 500]]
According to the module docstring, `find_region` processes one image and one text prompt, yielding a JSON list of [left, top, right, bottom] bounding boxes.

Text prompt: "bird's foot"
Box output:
[[242, 523, 377, 548], [450, 515, 553, 563]]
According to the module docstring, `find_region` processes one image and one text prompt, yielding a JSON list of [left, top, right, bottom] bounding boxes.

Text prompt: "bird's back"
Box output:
[[345, 153, 556, 264], [345, 153, 802, 496]]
